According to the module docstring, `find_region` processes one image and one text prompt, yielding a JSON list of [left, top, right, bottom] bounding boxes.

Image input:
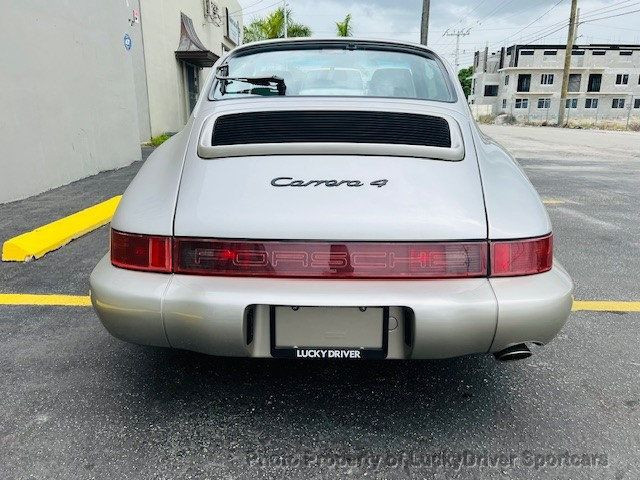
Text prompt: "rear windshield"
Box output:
[[211, 46, 453, 102]]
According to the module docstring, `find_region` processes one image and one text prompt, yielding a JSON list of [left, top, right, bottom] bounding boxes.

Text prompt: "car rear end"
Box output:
[[90, 39, 573, 360]]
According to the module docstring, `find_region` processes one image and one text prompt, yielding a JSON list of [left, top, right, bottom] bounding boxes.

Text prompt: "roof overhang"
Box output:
[[175, 50, 219, 68], [175, 12, 219, 68]]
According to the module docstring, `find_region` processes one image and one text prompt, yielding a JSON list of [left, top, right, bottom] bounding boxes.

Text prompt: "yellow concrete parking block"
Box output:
[[0, 294, 92, 306], [572, 301, 640, 313], [2, 196, 121, 262]]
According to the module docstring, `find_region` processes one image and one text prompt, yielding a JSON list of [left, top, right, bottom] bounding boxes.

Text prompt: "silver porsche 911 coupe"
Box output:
[[90, 38, 573, 361]]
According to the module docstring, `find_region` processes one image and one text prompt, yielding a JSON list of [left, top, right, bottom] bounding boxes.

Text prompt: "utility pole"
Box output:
[[444, 28, 471, 70], [283, 0, 288, 38], [420, 0, 430, 45], [558, 0, 579, 126]]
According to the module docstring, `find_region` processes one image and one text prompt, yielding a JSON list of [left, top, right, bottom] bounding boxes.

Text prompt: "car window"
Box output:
[[211, 47, 453, 101]]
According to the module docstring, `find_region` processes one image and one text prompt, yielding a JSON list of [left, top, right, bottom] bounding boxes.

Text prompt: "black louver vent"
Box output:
[[212, 111, 451, 148]]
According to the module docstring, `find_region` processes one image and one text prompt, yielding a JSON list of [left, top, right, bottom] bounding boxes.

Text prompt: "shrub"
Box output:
[[149, 133, 173, 147], [477, 114, 495, 124]]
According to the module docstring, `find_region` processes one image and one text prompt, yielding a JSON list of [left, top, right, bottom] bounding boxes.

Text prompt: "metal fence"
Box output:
[[499, 96, 640, 129]]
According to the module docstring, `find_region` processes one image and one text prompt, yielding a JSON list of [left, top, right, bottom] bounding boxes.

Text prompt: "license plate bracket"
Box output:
[[270, 306, 388, 359]]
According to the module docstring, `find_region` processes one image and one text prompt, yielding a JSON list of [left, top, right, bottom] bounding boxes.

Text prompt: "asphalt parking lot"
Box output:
[[1, 127, 639, 479]]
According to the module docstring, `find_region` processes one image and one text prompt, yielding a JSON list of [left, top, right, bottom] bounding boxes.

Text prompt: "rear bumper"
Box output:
[[89, 255, 573, 359]]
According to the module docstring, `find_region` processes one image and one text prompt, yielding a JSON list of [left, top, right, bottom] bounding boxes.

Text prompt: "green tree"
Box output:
[[243, 7, 312, 43], [458, 66, 474, 98], [335, 14, 353, 37]]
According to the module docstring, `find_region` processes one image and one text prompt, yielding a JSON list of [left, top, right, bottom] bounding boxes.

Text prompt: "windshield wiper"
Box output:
[[216, 74, 286, 96]]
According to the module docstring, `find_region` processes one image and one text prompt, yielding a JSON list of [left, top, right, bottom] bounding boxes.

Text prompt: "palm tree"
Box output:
[[335, 14, 353, 37], [243, 7, 312, 43]]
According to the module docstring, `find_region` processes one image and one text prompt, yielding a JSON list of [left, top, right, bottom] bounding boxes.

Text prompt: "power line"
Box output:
[[229, 0, 267, 15], [579, 0, 640, 20], [518, 22, 569, 44], [579, 0, 634, 16], [476, 0, 519, 26], [456, 0, 490, 27], [242, 0, 283, 17], [501, 0, 567, 44], [517, 4, 640, 45], [580, 7, 640, 24], [455, 0, 640, 55]]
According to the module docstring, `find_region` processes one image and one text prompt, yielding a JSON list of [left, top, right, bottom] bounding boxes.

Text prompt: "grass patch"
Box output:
[[148, 133, 173, 147], [477, 114, 495, 124]]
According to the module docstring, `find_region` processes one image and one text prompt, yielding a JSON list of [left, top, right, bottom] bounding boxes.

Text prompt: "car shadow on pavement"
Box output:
[[113, 345, 518, 442]]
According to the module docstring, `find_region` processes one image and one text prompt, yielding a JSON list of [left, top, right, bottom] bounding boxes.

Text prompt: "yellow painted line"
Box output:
[[572, 301, 640, 313], [543, 198, 566, 205], [0, 294, 92, 306], [2, 196, 121, 262], [0, 295, 638, 313]]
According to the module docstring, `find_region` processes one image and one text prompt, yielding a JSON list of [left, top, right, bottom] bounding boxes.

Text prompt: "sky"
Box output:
[[236, 0, 640, 68]]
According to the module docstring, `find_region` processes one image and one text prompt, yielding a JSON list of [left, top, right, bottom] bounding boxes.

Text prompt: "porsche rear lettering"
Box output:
[[271, 177, 387, 188], [193, 249, 450, 270]]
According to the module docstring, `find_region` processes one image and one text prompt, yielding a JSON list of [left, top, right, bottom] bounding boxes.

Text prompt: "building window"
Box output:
[[543, 50, 557, 55], [634, 99, 640, 109], [620, 51, 632, 56], [502, 99, 507, 109], [540, 73, 554, 85], [612, 98, 625, 109], [471, 79, 475, 94], [515, 98, 528, 109], [517, 74, 531, 92], [565, 98, 578, 109], [588, 74, 602, 92], [537, 98, 551, 109], [504, 75, 509, 86], [568, 74, 581, 92], [484, 85, 499, 96], [615, 74, 629, 85], [585, 98, 598, 109], [572, 50, 585, 55], [520, 50, 534, 56], [592, 51, 606, 56]]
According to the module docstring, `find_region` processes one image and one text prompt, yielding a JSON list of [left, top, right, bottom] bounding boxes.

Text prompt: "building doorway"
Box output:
[[184, 63, 200, 115]]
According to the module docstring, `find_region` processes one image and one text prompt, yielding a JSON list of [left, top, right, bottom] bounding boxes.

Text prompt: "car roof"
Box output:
[[231, 37, 441, 58]]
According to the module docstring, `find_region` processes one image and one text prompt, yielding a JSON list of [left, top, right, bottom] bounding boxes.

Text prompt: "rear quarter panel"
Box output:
[[471, 128, 552, 239], [111, 120, 193, 236]]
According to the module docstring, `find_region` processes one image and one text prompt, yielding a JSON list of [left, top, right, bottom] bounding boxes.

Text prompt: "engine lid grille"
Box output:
[[211, 110, 452, 148], [197, 109, 465, 161]]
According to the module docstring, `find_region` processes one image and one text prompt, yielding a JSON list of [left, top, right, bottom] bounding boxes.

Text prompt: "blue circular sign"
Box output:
[[124, 33, 132, 51]]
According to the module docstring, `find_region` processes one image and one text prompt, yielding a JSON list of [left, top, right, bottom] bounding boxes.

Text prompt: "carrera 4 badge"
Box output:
[[271, 177, 388, 188]]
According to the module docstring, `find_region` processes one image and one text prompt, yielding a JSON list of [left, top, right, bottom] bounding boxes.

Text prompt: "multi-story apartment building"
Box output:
[[468, 44, 640, 123]]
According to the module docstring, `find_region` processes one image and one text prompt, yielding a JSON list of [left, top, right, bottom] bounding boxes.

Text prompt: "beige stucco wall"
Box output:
[[0, 1, 142, 203], [139, 0, 242, 136]]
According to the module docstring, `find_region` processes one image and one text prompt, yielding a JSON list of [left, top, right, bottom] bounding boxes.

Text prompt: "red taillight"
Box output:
[[490, 234, 553, 277], [111, 230, 171, 273], [110, 230, 552, 278], [172, 239, 488, 279]]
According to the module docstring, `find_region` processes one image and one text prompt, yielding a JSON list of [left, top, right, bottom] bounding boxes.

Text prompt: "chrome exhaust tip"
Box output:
[[494, 343, 532, 361]]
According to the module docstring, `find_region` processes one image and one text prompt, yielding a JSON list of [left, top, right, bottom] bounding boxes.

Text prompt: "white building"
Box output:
[[134, 0, 243, 138], [0, 0, 241, 203], [468, 44, 640, 124]]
